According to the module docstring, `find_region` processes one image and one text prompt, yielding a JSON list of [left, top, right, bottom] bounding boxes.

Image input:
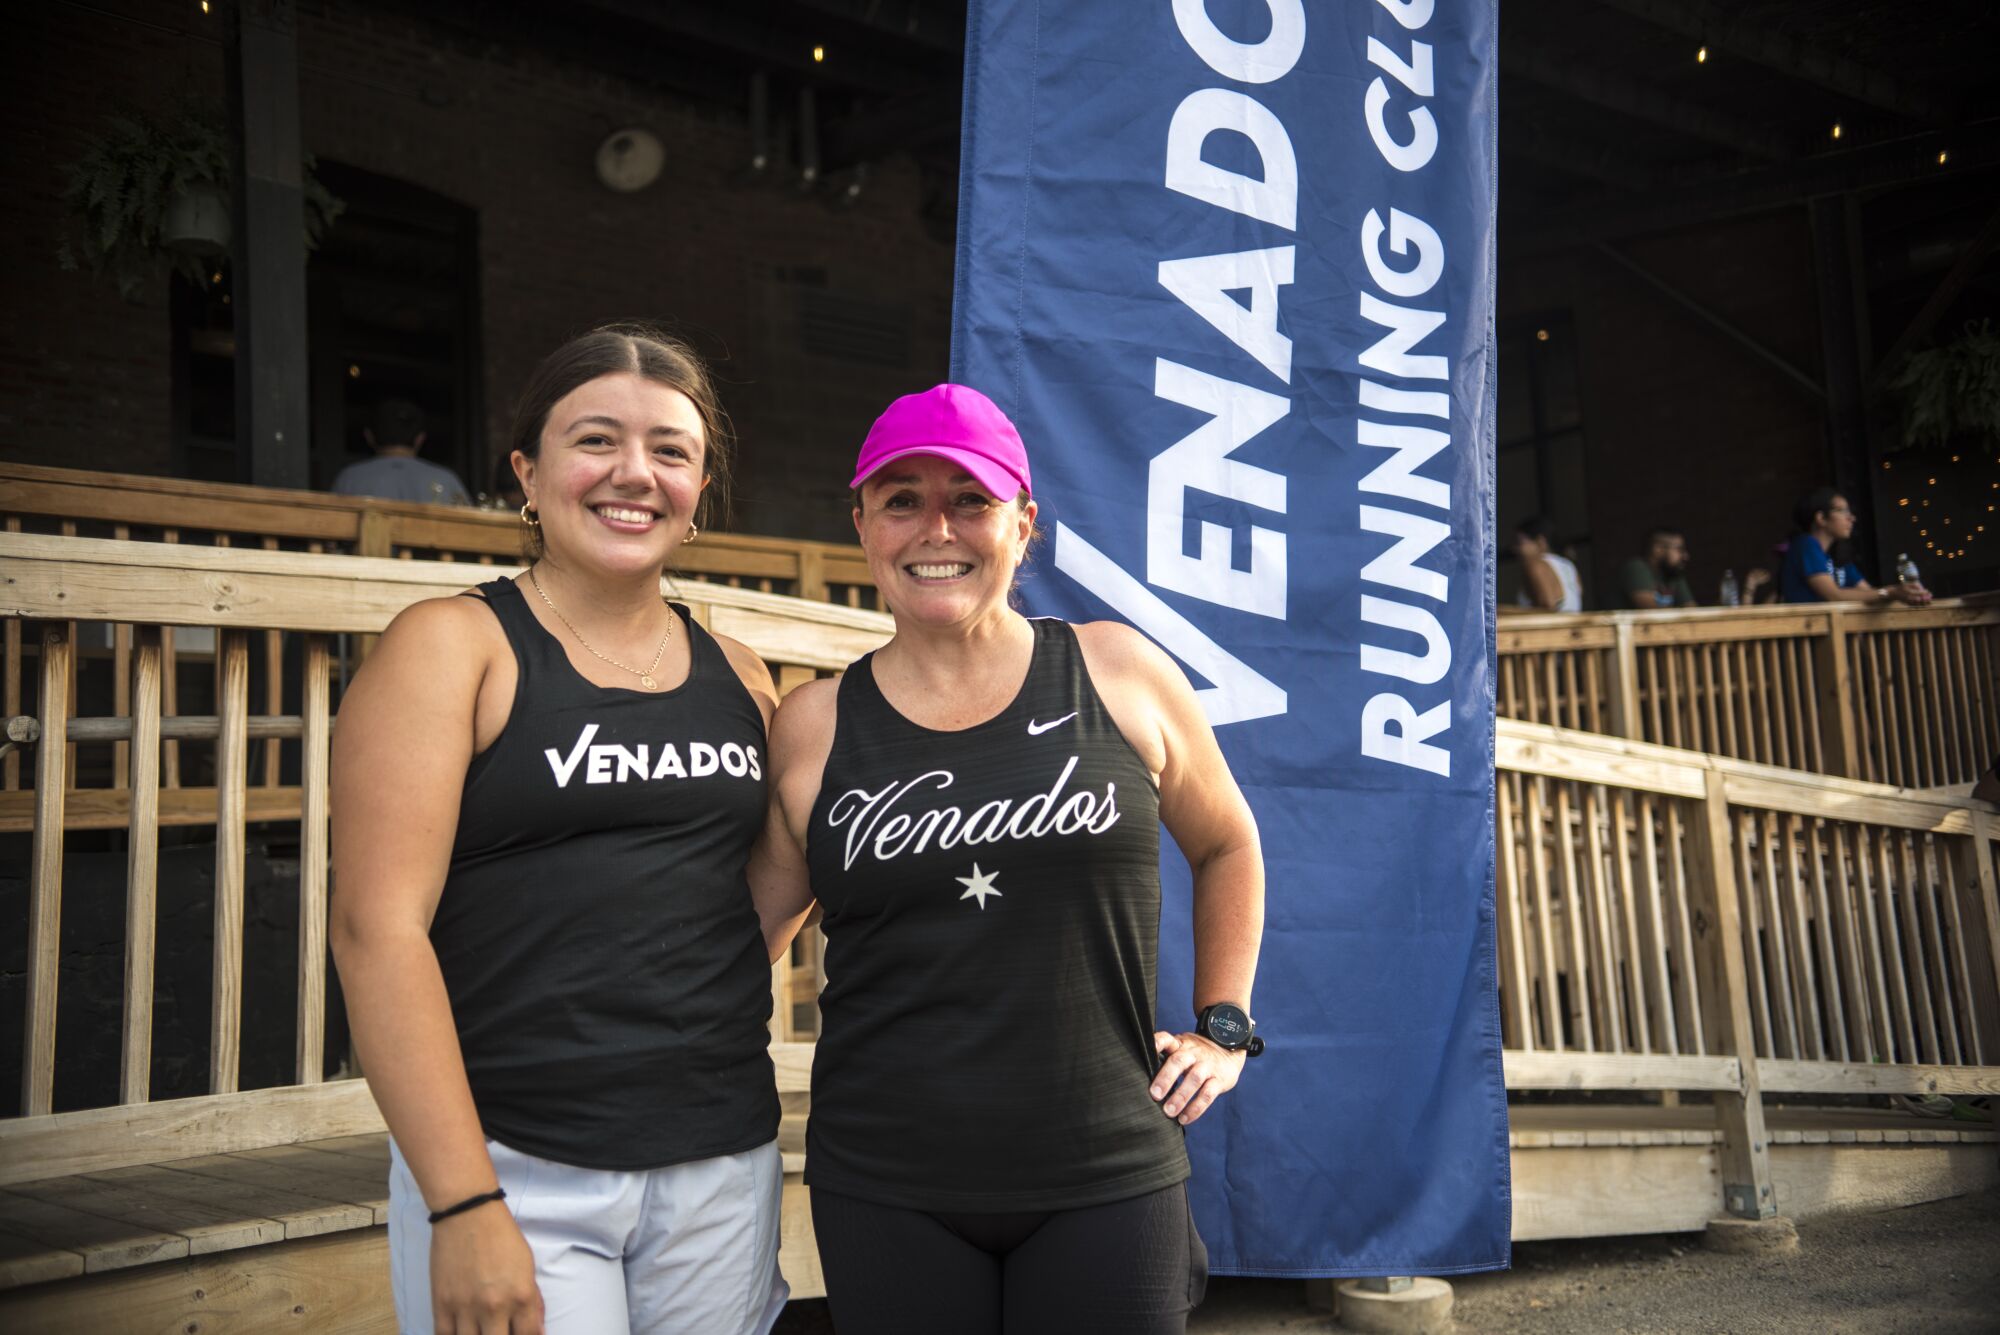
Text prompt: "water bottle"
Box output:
[[1897, 553, 1920, 586], [1719, 569, 1740, 607]]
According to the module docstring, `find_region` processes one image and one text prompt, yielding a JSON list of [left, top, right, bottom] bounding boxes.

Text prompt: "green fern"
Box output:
[[1886, 319, 2000, 455], [58, 101, 343, 302]]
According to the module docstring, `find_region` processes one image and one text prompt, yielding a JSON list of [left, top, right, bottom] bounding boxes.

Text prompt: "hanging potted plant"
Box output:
[[58, 102, 342, 301], [1883, 319, 2000, 456]]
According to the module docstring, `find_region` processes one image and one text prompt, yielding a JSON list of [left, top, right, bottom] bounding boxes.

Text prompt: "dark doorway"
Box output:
[[306, 162, 483, 493], [168, 163, 483, 492]]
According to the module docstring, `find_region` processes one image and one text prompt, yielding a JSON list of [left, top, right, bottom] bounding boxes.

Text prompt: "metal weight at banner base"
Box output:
[[952, 0, 1507, 1276]]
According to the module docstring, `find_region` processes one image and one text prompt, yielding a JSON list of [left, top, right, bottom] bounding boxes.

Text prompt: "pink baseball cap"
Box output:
[[849, 384, 1032, 500]]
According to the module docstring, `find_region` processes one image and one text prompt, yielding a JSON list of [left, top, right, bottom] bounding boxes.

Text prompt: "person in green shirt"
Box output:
[[1619, 527, 1698, 609]]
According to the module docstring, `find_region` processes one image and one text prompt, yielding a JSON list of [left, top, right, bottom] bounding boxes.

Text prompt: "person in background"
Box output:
[[1618, 527, 1698, 609], [1780, 488, 1931, 606], [333, 397, 473, 506], [1512, 516, 1583, 611]]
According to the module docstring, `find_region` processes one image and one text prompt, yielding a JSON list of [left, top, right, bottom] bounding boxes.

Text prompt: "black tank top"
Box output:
[[432, 578, 779, 1171], [804, 618, 1189, 1211]]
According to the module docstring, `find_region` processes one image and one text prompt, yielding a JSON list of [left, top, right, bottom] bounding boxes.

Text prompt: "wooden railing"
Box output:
[[0, 534, 883, 1153], [0, 461, 881, 606], [1, 536, 1994, 1232], [1499, 719, 1999, 1214], [1499, 602, 2000, 789]]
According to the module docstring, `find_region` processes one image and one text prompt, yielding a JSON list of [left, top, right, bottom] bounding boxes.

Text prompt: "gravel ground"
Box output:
[[778, 1187, 2000, 1333], [1189, 1187, 2000, 1335]]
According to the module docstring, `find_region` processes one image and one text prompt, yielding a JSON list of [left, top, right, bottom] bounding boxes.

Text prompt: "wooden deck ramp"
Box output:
[[1, 535, 1995, 1331]]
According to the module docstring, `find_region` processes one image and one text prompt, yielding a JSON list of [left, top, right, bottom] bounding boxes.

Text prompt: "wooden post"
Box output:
[[2, 520, 19, 792], [23, 624, 72, 1117], [770, 956, 793, 1046], [297, 635, 331, 1084], [1606, 619, 1641, 742], [1684, 770, 1777, 1219], [356, 506, 394, 559], [797, 547, 827, 604], [354, 508, 393, 664], [1811, 613, 1859, 779], [120, 630, 163, 1104], [211, 632, 251, 1095], [776, 665, 817, 699], [1952, 816, 2000, 1062]]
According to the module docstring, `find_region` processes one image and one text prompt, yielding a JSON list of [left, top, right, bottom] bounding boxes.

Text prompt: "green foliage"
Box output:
[[1885, 319, 2000, 455], [58, 103, 344, 301]]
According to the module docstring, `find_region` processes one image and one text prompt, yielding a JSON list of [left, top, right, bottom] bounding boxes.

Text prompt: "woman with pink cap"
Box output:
[[754, 384, 1266, 1332]]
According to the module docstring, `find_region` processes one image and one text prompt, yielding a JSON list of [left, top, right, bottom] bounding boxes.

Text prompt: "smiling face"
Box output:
[[515, 371, 708, 580], [854, 453, 1036, 628]]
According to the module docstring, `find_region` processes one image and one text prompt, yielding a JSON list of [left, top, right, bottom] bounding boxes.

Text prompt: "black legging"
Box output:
[[810, 1181, 1207, 1335]]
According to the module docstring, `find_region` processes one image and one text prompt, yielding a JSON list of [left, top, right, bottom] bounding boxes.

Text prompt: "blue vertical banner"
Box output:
[[952, 0, 1507, 1274]]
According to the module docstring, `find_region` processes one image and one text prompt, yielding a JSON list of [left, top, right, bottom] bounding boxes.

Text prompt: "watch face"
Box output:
[[1203, 1004, 1252, 1048]]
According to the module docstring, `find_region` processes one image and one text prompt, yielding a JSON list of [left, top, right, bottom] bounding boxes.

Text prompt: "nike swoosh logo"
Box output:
[[1026, 712, 1077, 736]]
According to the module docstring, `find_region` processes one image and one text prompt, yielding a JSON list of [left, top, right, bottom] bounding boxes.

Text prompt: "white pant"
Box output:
[[389, 1137, 788, 1334]]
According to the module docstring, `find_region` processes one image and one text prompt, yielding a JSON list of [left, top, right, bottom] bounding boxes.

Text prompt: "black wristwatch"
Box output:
[[1197, 1002, 1265, 1057]]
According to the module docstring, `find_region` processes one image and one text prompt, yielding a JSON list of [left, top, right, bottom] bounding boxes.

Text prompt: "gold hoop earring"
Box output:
[[685, 522, 698, 544], [520, 503, 540, 527]]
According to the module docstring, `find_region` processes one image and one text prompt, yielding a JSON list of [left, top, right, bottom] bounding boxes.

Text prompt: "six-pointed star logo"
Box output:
[[956, 863, 1002, 909]]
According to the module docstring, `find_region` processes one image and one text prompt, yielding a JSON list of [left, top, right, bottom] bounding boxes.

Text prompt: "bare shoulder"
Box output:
[[375, 592, 508, 665], [770, 675, 840, 751], [768, 676, 841, 821], [1070, 620, 1188, 777], [709, 629, 778, 696], [1072, 619, 1186, 690], [338, 592, 505, 735]]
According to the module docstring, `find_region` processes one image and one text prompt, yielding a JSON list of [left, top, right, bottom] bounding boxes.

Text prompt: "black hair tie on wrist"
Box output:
[[428, 1187, 507, 1225]]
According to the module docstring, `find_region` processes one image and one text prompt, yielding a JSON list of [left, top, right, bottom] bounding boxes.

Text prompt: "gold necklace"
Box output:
[[528, 567, 674, 690]]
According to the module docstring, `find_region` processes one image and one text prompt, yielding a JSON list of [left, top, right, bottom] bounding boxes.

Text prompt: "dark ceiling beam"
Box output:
[[1504, 122, 1665, 192], [1502, 37, 1792, 161], [790, 0, 966, 54], [577, 0, 931, 94], [404, 0, 747, 106], [1592, 241, 1824, 400], [1510, 120, 2000, 253], [1581, 0, 1954, 127]]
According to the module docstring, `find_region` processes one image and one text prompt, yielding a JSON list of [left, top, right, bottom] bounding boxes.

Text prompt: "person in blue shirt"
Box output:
[[1780, 488, 1930, 606], [332, 398, 472, 506]]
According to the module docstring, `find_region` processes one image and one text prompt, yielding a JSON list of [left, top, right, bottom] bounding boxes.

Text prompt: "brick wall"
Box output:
[[1, 7, 186, 478], [2, 0, 955, 542]]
